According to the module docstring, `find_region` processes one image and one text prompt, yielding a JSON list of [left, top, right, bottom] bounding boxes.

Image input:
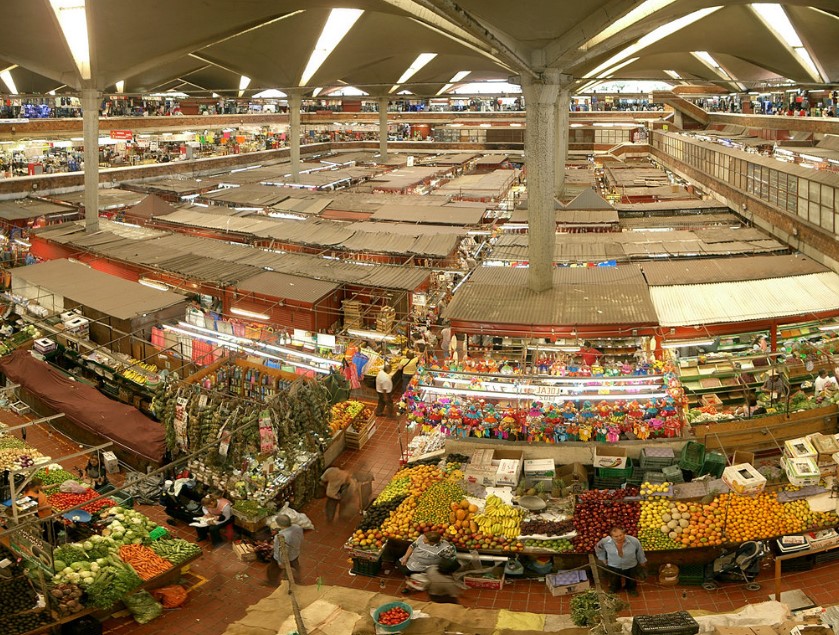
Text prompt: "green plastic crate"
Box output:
[[678, 441, 706, 473], [595, 457, 633, 479], [644, 471, 667, 484], [700, 451, 726, 478], [677, 563, 707, 585], [662, 464, 685, 483]]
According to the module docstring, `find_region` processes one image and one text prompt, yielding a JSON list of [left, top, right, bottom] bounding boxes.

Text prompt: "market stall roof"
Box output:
[[615, 200, 731, 213], [11, 258, 186, 320], [418, 153, 479, 166], [154, 208, 281, 235], [443, 265, 657, 326], [349, 221, 466, 236], [619, 213, 741, 229], [370, 204, 485, 225], [362, 167, 449, 192], [435, 169, 519, 200], [474, 154, 508, 166], [263, 167, 378, 189], [49, 189, 145, 211], [556, 209, 619, 226], [0, 199, 76, 222], [0, 350, 164, 463], [564, 189, 615, 211], [201, 184, 291, 207], [131, 178, 214, 196], [236, 271, 340, 304], [125, 194, 180, 221], [650, 272, 839, 327], [640, 254, 828, 286], [269, 196, 332, 217]]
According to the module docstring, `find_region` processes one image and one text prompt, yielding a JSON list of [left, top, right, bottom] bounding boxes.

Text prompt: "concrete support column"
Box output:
[[80, 88, 100, 233], [554, 88, 570, 198], [673, 109, 684, 130], [378, 97, 389, 162], [288, 92, 302, 181], [522, 70, 560, 293]]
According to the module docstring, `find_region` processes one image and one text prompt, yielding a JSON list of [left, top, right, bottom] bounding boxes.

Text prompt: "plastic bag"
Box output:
[[406, 573, 429, 591], [59, 480, 89, 494], [276, 502, 315, 530], [150, 585, 188, 609], [123, 590, 163, 624]]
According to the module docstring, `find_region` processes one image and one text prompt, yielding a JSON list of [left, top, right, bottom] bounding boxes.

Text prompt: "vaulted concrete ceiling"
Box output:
[[0, 1, 836, 97]]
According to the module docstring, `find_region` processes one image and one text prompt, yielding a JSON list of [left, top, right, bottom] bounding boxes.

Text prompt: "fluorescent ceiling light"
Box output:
[[584, 6, 721, 78], [596, 57, 639, 78], [449, 70, 470, 83], [664, 69, 682, 80], [436, 83, 454, 95], [299, 8, 364, 86], [253, 88, 286, 98], [230, 306, 270, 320], [750, 4, 824, 82], [691, 51, 744, 89], [212, 92, 220, 98], [585, 0, 677, 49], [390, 53, 437, 93], [138, 278, 168, 291], [50, 0, 91, 80], [661, 338, 716, 349], [237, 75, 251, 97], [115, 80, 124, 93], [0, 68, 18, 95], [312, 87, 323, 97]]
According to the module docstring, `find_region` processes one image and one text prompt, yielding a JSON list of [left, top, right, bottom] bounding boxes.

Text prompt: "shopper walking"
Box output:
[[266, 514, 303, 585], [375, 363, 394, 417], [595, 526, 647, 595], [320, 466, 356, 523], [425, 558, 467, 604]]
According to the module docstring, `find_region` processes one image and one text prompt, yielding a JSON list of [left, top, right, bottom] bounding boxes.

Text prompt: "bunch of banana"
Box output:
[[122, 369, 148, 385], [473, 495, 523, 538]]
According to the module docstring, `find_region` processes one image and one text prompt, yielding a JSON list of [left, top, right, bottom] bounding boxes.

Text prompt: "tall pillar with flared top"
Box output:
[[288, 92, 302, 182], [521, 70, 560, 293], [555, 87, 570, 198], [81, 89, 100, 233], [378, 97, 389, 162]]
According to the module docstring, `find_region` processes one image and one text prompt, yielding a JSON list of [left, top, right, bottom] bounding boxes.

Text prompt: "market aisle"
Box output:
[[7, 412, 839, 635]]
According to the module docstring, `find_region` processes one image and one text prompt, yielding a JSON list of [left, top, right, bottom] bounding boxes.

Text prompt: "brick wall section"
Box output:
[[650, 146, 839, 268]]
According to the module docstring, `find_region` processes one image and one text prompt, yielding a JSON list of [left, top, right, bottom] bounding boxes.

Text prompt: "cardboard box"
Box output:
[[546, 569, 590, 596], [782, 456, 820, 487], [464, 465, 497, 486], [495, 459, 522, 487], [732, 450, 755, 466], [469, 449, 494, 465], [593, 446, 628, 469], [810, 433, 839, 457], [784, 437, 817, 460], [523, 458, 556, 478], [722, 463, 767, 495], [233, 542, 256, 562], [101, 451, 119, 474], [556, 463, 589, 489], [463, 566, 505, 590]]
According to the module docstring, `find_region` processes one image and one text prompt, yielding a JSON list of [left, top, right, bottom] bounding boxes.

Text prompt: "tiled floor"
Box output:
[[5, 407, 839, 635]]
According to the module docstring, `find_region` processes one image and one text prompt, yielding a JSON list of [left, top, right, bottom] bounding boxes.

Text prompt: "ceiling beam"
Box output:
[[96, 11, 302, 89], [378, 0, 491, 52], [543, 0, 650, 69], [413, 0, 538, 77]]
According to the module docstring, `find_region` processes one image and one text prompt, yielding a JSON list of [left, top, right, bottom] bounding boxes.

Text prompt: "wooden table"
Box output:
[[774, 539, 839, 600]]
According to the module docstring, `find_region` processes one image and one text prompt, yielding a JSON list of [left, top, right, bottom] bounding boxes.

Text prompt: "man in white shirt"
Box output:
[[375, 363, 394, 417], [815, 369, 838, 396]]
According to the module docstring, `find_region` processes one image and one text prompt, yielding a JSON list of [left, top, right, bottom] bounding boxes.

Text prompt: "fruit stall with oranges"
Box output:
[[344, 445, 839, 578]]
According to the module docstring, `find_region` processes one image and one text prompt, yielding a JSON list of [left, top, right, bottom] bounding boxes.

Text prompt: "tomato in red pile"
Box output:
[[377, 607, 410, 626]]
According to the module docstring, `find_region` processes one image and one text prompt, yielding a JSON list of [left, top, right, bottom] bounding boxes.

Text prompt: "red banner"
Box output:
[[109, 129, 133, 140]]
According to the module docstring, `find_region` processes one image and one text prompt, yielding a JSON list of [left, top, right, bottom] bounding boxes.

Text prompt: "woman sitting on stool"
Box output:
[[398, 531, 456, 594], [195, 494, 233, 547]]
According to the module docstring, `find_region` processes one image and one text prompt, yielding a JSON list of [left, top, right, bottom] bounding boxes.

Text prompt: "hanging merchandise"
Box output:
[[173, 396, 189, 451], [259, 410, 277, 454]]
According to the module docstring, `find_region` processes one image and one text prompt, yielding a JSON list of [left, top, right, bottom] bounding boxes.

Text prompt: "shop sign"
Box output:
[[109, 130, 133, 140], [8, 523, 53, 573]]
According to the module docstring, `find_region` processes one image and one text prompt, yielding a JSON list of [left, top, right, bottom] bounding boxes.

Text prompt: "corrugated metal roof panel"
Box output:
[[371, 204, 485, 225], [651, 272, 839, 326], [236, 271, 339, 303], [641, 255, 828, 286], [445, 265, 656, 326]]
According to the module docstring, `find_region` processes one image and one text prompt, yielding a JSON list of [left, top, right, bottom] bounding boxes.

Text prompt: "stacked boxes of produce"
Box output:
[[345, 407, 376, 450]]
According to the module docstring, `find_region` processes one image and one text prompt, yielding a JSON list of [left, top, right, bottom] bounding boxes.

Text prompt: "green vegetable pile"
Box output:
[[84, 559, 143, 609], [34, 468, 77, 488], [148, 539, 203, 565], [233, 499, 268, 518], [569, 589, 626, 628], [0, 436, 26, 450], [53, 544, 89, 566]]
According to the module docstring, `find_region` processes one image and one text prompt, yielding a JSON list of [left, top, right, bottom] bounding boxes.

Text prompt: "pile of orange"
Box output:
[[719, 492, 835, 542]]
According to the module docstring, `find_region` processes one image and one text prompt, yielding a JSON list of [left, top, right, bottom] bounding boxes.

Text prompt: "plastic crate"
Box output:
[[644, 471, 667, 484], [351, 556, 382, 577], [678, 441, 706, 473], [631, 611, 699, 635], [639, 447, 676, 469], [677, 563, 707, 585], [662, 465, 685, 483], [595, 458, 633, 479], [627, 467, 646, 485], [594, 477, 626, 490], [700, 451, 727, 478]]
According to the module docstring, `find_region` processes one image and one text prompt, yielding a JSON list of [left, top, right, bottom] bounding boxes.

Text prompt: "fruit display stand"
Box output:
[[345, 412, 377, 451]]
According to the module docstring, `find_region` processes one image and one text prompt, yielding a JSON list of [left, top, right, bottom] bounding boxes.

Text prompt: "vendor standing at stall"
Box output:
[[579, 341, 603, 367], [375, 363, 395, 417], [195, 494, 233, 547], [595, 526, 647, 596], [83, 455, 109, 492]]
